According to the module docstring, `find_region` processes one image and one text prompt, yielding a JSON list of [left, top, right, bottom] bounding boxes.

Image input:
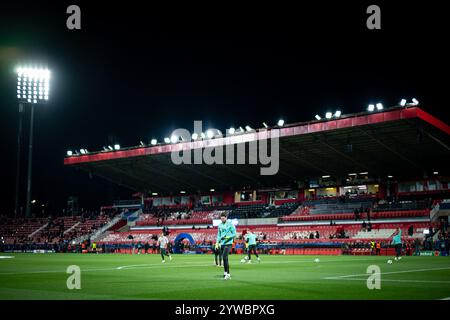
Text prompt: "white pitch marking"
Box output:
[[0, 257, 381, 275], [323, 266, 450, 280], [324, 278, 450, 284], [0, 256, 14, 259]]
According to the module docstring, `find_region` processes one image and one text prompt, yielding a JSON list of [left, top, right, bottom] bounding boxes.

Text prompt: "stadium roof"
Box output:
[[64, 107, 450, 194]]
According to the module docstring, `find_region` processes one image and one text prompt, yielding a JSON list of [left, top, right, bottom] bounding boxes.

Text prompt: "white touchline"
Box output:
[[114, 257, 378, 271], [324, 278, 450, 284], [323, 266, 450, 280], [0, 257, 381, 276]]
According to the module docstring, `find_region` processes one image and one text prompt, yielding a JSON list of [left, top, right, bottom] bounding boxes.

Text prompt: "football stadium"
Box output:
[[1, 3, 449, 311], [1, 105, 450, 300]]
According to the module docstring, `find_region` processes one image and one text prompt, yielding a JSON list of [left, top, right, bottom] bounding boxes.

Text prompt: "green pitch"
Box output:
[[1, 253, 449, 300]]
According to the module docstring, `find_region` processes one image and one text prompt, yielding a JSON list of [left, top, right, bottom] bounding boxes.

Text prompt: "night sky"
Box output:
[[0, 2, 448, 214]]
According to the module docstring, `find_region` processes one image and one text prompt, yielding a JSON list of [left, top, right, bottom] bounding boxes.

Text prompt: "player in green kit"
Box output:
[[243, 230, 261, 263], [391, 227, 403, 261], [215, 212, 236, 280]]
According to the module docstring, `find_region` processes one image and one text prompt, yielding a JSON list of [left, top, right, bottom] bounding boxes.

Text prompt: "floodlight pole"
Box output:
[[14, 103, 24, 217], [25, 103, 35, 218]]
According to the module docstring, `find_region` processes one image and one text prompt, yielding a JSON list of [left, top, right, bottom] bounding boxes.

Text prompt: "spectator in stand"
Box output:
[[408, 225, 414, 237], [315, 231, 320, 239], [362, 221, 367, 231]]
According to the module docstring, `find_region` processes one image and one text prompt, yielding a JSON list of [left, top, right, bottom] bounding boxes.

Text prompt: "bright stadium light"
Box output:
[[206, 130, 214, 139], [388, 175, 393, 178], [114, 144, 120, 150], [151, 192, 158, 196], [245, 125, 253, 132], [228, 127, 236, 135], [80, 149, 86, 155], [15, 65, 51, 218], [400, 99, 407, 107], [108, 145, 114, 150], [315, 114, 321, 120], [191, 133, 199, 140], [180, 191, 186, 194], [412, 98, 419, 105], [170, 135, 178, 143], [322, 175, 330, 178], [140, 141, 145, 146], [433, 171, 439, 175], [325, 112, 332, 119], [16, 67, 50, 104], [277, 119, 285, 127], [376, 103, 383, 110], [164, 137, 170, 144], [200, 132, 206, 139], [210, 188, 215, 192], [262, 122, 269, 128], [150, 139, 157, 145], [334, 110, 342, 118], [66, 150, 73, 156], [367, 104, 375, 112], [359, 171, 368, 175]]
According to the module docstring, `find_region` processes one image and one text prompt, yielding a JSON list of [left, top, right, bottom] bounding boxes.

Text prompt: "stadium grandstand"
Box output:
[[1, 106, 449, 257]]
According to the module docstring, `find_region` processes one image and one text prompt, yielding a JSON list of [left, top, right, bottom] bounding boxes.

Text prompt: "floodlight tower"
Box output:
[[16, 66, 51, 217]]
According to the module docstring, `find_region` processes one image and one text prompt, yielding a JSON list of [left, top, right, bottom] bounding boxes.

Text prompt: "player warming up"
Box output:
[[158, 232, 172, 263], [215, 212, 236, 280], [391, 227, 403, 261], [244, 230, 261, 263]]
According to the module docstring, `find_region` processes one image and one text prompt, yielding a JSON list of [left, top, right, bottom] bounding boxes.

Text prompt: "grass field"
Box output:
[[1, 253, 450, 300]]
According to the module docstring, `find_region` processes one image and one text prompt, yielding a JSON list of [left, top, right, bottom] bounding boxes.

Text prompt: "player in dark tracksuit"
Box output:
[[215, 212, 236, 280]]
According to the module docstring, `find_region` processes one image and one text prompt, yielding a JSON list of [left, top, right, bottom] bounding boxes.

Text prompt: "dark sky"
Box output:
[[0, 1, 448, 214]]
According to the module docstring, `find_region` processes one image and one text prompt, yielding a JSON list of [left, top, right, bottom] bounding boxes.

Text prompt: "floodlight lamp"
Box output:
[[400, 99, 407, 107]]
